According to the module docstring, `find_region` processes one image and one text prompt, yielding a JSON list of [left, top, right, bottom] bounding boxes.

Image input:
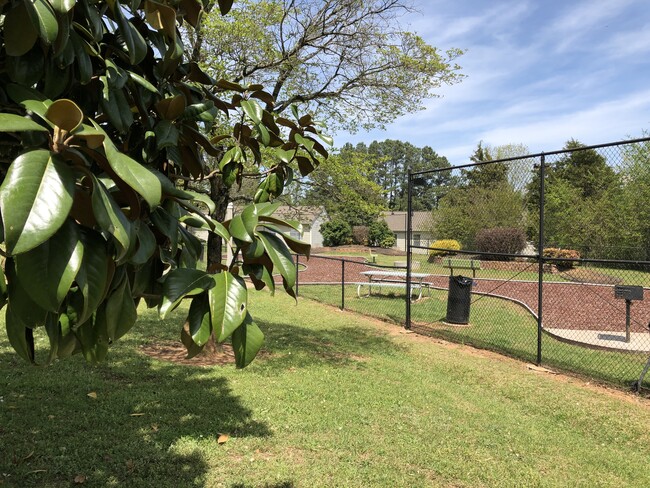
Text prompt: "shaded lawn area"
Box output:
[[1, 292, 650, 487]]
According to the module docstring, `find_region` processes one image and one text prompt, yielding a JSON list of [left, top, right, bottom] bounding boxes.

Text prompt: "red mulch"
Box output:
[[300, 255, 650, 334]]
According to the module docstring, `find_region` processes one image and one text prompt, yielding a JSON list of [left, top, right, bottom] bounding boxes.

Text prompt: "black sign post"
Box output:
[[614, 285, 644, 342]]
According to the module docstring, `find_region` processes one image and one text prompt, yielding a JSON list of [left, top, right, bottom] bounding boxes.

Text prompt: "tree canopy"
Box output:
[[0, 0, 329, 366], [301, 144, 386, 226], [197, 0, 465, 132]]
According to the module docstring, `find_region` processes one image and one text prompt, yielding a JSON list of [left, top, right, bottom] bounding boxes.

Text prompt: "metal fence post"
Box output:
[[537, 154, 545, 365], [341, 259, 345, 310], [406, 167, 413, 329]]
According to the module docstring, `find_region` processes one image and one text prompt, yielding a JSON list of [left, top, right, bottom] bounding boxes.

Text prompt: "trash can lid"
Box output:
[[453, 275, 473, 285]]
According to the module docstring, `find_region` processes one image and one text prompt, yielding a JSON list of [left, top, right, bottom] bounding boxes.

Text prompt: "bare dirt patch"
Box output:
[[140, 341, 237, 367]]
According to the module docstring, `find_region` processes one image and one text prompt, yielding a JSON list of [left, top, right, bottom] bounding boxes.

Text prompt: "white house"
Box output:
[[383, 211, 434, 252], [271, 206, 328, 247]]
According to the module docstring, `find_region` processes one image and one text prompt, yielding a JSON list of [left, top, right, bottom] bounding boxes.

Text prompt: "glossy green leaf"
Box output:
[[318, 133, 334, 146], [231, 313, 264, 368], [128, 71, 160, 93], [6, 306, 34, 362], [111, 0, 147, 64], [6, 260, 48, 328], [94, 123, 162, 208], [154, 120, 180, 149], [258, 215, 302, 232], [44, 313, 60, 363], [209, 272, 248, 342], [5, 84, 52, 123], [242, 263, 275, 294], [241, 100, 263, 124], [26, 0, 59, 44], [180, 324, 205, 359], [0, 150, 75, 255], [91, 175, 132, 260], [103, 273, 137, 342], [4, 2, 39, 56], [150, 206, 179, 251], [184, 191, 217, 214], [75, 230, 111, 325], [70, 31, 93, 85], [187, 293, 211, 347], [258, 223, 311, 259], [50, 0, 76, 13], [14, 219, 83, 312], [74, 316, 109, 363], [257, 230, 296, 289], [100, 87, 134, 134], [228, 205, 258, 243], [254, 202, 282, 217], [56, 313, 79, 358], [129, 222, 157, 265], [159, 268, 214, 319], [0, 114, 47, 133], [207, 219, 231, 243]]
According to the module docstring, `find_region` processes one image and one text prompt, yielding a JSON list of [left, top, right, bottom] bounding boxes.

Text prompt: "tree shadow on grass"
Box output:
[[0, 346, 271, 488], [255, 319, 405, 372]]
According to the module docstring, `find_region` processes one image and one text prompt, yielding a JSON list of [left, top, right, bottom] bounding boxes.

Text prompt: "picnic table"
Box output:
[[355, 270, 431, 300]]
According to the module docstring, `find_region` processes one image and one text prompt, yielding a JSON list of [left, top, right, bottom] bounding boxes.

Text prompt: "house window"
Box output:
[[290, 230, 301, 240], [413, 234, 421, 246]]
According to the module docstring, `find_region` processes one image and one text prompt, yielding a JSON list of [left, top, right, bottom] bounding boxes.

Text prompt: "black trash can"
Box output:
[[446, 275, 473, 324]]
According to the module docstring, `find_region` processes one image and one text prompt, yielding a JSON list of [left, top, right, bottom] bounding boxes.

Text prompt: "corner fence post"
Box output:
[[537, 154, 546, 365], [341, 259, 345, 310], [406, 167, 413, 329]]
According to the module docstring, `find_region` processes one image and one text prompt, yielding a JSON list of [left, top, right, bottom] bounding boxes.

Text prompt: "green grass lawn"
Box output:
[[2, 292, 650, 487], [300, 284, 650, 388]]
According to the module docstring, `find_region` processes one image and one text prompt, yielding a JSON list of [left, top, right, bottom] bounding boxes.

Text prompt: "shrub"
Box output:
[[475, 227, 526, 260], [322, 219, 353, 246], [368, 220, 396, 248], [428, 239, 461, 257], [352, 226, 370, 246], [543, 248, 581, 269]]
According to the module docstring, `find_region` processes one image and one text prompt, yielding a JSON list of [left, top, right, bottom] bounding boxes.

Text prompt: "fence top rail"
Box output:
[[410, 136, 650, 176]]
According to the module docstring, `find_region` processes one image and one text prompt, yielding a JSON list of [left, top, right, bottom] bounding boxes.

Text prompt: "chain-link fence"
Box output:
[[297, 254, 411, 325], [296, 138, 650, 392], [408, 138, 650, 391]]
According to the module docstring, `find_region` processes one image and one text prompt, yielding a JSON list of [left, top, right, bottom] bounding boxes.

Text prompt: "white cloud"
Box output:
[[543, 0, 637, 52], [601, 23, 650, 59]]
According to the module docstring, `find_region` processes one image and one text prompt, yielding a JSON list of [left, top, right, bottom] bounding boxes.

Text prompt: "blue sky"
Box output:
[[336, 0, 650, 163]]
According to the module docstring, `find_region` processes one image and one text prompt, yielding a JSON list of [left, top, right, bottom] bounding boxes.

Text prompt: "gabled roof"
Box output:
[[271, 206, 327, 225], [383, 211, 432, 232]]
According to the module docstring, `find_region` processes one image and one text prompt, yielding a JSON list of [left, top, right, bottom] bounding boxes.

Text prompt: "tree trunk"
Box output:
[[207, 175, 231, 273]]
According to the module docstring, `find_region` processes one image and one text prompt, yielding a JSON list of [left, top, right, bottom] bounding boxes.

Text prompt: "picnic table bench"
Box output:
[[441, 258, 481, 278], [354, 270, 431, 300]]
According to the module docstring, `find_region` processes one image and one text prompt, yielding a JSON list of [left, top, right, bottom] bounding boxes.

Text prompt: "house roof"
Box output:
[[383, 211, 432, 232], [270, 205, 327, 225]]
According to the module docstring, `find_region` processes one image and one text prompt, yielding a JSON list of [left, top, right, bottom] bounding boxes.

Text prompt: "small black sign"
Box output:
[[614, 285, 644, 301]]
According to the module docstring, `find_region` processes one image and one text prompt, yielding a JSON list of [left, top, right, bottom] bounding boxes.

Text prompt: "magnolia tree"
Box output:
[[0, 0, 329, 367]]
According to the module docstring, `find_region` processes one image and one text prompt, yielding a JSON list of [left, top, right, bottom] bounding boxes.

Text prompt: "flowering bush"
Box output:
[[428, 239, 461, 257]]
